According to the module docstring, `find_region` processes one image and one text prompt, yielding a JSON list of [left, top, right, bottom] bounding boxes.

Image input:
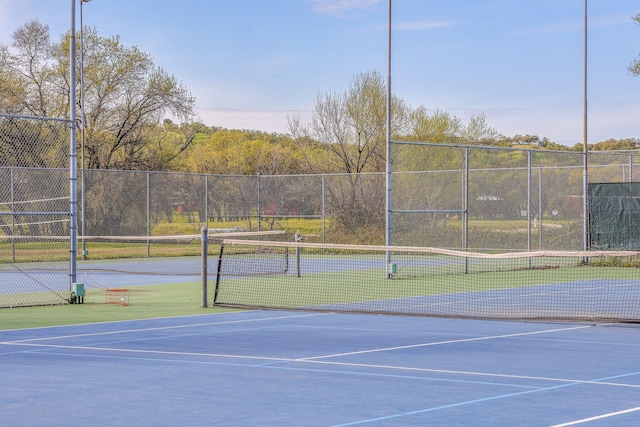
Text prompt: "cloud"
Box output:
[[307, 0, 380, 16]]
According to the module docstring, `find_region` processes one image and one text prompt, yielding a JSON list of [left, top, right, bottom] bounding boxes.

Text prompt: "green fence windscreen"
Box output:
[[589, 182, 640, 250]]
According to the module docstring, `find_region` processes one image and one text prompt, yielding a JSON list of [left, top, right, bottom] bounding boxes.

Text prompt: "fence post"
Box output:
[[146, 171, 150, 257], [463, 148, 469, 252], [322, 174, 326, 243], [463, 148, 469, 274], [257, 173, 261, 233], [10, 169, 15, 262], [205, 174, 209, 227], [528, 151, 532, 253], [538, 167, 543, 250]]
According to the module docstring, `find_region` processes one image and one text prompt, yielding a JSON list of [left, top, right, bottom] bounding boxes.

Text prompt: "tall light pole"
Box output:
[[583, 0, 589, 252], [80, 0, 91, 258], [69, 0, 78, 285], [385, 0, 393, 275]]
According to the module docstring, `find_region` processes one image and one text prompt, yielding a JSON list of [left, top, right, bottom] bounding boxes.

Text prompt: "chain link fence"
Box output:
[[4, 114, 640, 308], [0, 114, 71, 307], [72, 145, 640, 253], [80, 170, 386, 244], [73, 145, 624, 253], [589, 150, 640, 183], [391, 143, 586, 251], [391, 143, 640, 252]]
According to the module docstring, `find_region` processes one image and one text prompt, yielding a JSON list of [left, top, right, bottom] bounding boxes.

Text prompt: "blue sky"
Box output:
[[1, 0, 638, 145]]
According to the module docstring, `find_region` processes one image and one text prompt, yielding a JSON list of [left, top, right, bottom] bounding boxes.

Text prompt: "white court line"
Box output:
[[550, 406, 640, 426], [4, 320, 589, 349], [302, 360, 640, 389], [0, 312, 330, 344], [2, 342, 292, 362], [298, 324, 594, 360], [6, 340, 640, 390], [8, 322, 638, 390]]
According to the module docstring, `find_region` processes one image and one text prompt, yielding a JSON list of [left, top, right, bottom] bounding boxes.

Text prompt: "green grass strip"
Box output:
[[0, 281, 236, 330]]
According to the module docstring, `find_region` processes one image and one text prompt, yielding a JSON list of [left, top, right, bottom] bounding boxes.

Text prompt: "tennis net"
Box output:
[[0, 230, 286, 307], [76, 230, 287, 276], [0, 234, 70, 307], [212, 239, 640, 321]]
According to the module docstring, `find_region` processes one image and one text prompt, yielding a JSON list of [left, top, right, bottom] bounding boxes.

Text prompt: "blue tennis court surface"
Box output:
[[316, 280, 640, 319], [2, 311, 639, 426]]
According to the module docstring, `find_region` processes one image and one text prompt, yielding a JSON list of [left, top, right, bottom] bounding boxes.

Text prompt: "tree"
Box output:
[[289, 70, 410, 174], [287, 71, 412, 239], [408, 107, 462, 143], [0, 21, 61, 117], [631, 13, 640, 76], [0, 20, 196, 170], [591, 138, 638, 151], [461, 113, 500, 144], [185, 129, 308, 175], [408, 109, 500, 146]]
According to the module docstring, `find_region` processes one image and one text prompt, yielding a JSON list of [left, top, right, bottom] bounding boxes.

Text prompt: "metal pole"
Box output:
[[321, 174, 326, 243], [201, 226, 208, 307], [146, 172, 150, 257], [463, 148, 469, 251], [385, 0, 392, 276], [205, 174, 209, 227], [583, 0, 590, 253], [11, 169, 15, 262], [528, 151, 533, 269], [295, 231, 301, 277], [527, 151, 532, 252], [80, 0, 91, 259], [256, 173, 261, 233], [538, 167, 543, 250], [464, 148, 469, 274], [69, 0, 78, 287]]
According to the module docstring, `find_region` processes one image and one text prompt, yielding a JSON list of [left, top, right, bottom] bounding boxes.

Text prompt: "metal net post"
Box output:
[[201, 226, 208, 307]]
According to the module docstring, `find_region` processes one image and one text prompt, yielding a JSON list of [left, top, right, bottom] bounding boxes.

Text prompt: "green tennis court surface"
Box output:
[[213, 244, 640, 321], [0, 281, 234, 330]]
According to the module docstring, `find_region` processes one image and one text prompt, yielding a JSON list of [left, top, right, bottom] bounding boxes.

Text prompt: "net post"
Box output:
[[201, 226, 208, 308]]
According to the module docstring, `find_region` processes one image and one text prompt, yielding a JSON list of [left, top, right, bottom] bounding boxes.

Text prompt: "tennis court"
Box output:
[[3, 236, 640, 425], [2, 310, 640, 426]]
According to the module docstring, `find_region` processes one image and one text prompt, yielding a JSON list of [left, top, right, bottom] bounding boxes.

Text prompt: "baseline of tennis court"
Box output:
[[1, 310, 639, 426]]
